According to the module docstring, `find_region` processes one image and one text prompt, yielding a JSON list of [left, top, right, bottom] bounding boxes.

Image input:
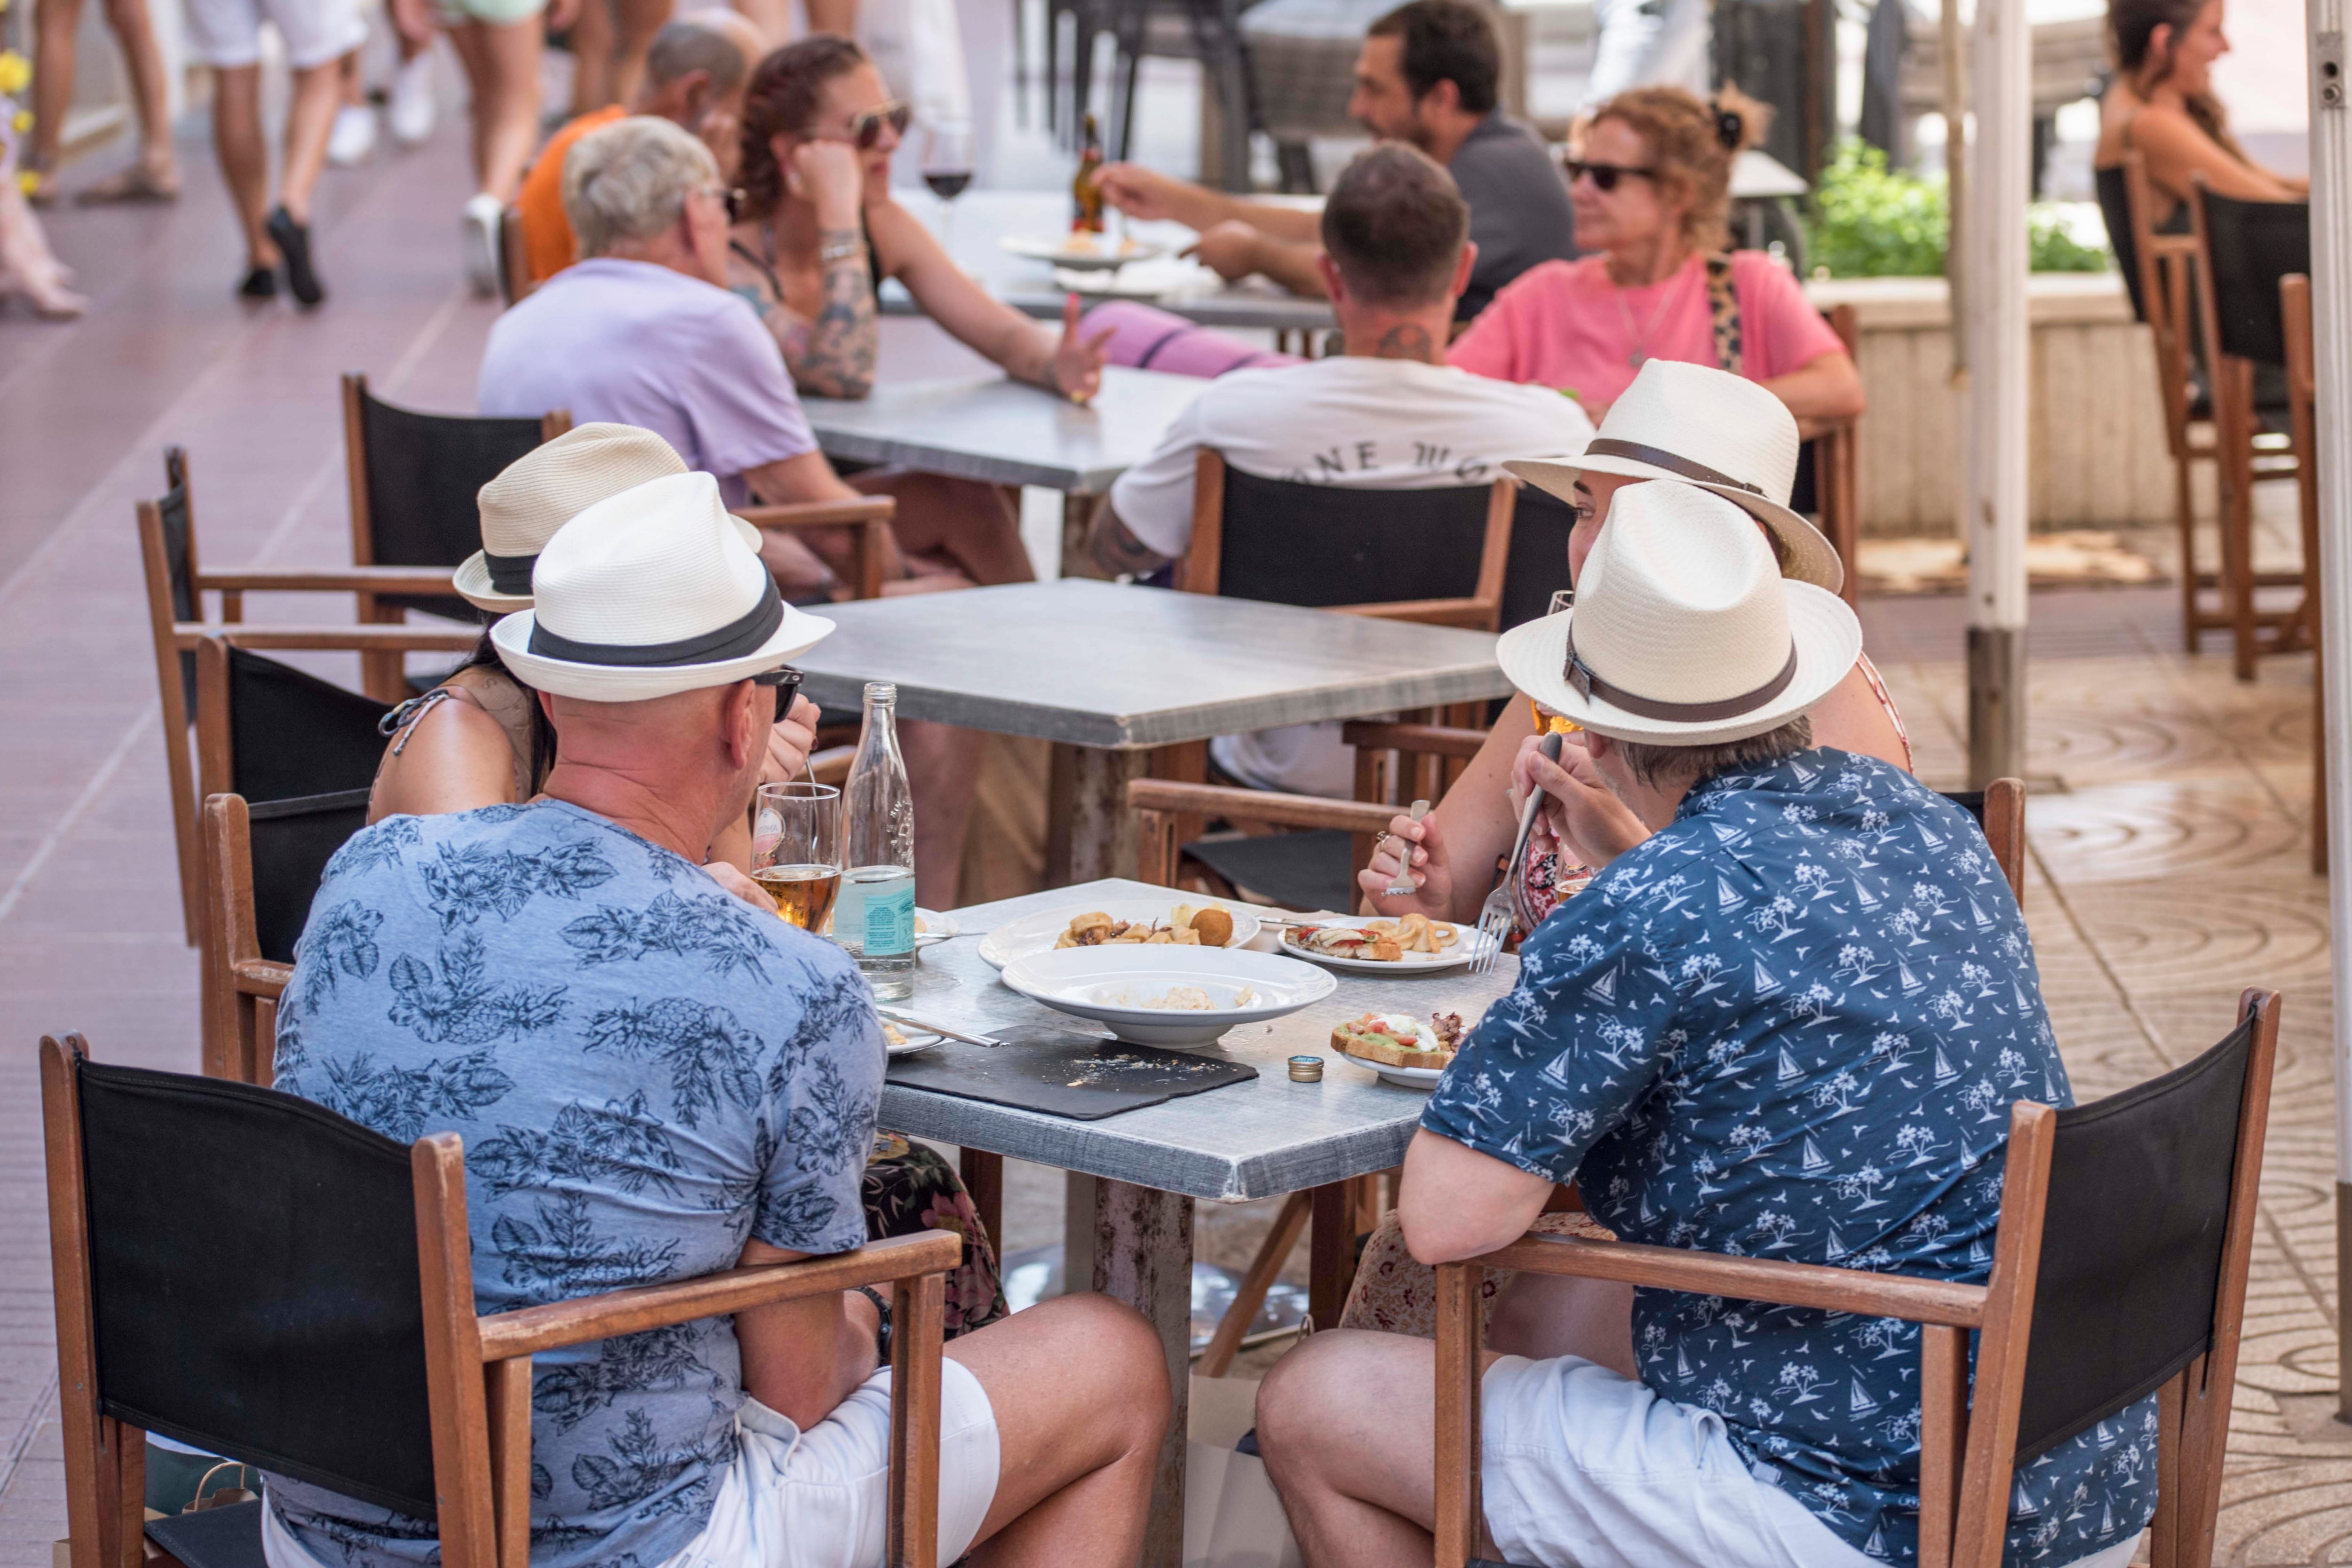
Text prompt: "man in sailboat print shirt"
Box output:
[[1418, 745, 2156, 1568]]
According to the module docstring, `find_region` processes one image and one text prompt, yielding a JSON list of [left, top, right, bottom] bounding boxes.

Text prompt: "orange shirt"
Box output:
[[517, 105, 628, 285]]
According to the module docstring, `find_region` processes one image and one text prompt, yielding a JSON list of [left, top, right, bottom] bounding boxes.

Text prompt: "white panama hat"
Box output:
[[454, 422, 764, 613], [1504, 359, 1844, 594], [1495, 481, 1860, 745], [490, 471, 833, 702]]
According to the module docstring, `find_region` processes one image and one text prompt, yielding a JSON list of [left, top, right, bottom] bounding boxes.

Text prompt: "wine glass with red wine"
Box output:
[[922, 122, 975, 254]]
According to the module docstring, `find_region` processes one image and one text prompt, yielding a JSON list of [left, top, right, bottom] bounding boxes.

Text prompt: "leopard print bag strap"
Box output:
[[1705, 252, 1745, 377]]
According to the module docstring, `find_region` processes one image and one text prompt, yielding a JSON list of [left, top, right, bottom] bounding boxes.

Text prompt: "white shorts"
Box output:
[[659, 1360, 1000, 1568], [1478, 1355, 2143, 1568], [184, 0, 365, 72]]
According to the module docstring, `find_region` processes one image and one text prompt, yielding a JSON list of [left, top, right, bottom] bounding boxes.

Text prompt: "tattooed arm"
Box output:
[[729, 225, 880, 401], [1085, 500, 1173, 579]]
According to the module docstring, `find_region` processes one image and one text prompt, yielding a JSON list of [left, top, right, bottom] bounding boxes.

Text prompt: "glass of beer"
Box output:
[[1529, 588, 1582, 736], [752, 783, 843, 933]]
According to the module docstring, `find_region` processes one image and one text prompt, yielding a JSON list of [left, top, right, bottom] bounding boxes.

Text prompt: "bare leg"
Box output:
[[945, 1292, 1168, 1567], [212, 65, 278, 269], [901, 718, 979, 908], [1257, 1328, 1502, 1568], [278, 57, 344, 221], [566, 0, 615, 112], [804, 0, 854, 34], [728, 0, 791, 46], [857, 472, 1036, 587], [100, 0, 182, 183], [1486, 1272, 1637, 1374], [28, 0, 84, 181], [0, 182, 89, 315], [447, 13, 543, 198], [606, 0, 672, 106]]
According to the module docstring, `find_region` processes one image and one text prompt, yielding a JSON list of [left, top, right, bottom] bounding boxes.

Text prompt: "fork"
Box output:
[[1383, 799, 1432, 897], [1470, 732, 1564, 975]]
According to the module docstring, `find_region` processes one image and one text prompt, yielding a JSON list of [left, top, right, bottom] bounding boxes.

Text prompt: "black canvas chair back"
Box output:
[[1499, 488, 1577, 632], [73, 1055, 438, 1518], [249, 788, 373, 964], [2012, 1009, 2257, 1461], [229, 647, 392, 803], [351, 381, 542, 620], [1939, 789, 1986, 830], [2197, 191, 2311, 369], [2096, 166, 2148, 323], [1216, 466, 1490, 607]]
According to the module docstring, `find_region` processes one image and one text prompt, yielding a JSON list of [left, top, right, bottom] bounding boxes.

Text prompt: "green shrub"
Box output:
[[1802, 138, 2113, 277]]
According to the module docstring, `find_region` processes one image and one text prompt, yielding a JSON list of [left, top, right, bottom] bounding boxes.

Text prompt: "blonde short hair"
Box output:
[[562, 116, 719, 258]]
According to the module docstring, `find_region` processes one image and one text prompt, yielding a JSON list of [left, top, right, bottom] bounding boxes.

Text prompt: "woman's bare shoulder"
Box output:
[[1814, 658, 1912, 771]]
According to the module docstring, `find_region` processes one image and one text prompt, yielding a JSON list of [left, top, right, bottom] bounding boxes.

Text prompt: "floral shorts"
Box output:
[[863, 1136, 1007, 1337], [1340, 1208, 1614, 1338]]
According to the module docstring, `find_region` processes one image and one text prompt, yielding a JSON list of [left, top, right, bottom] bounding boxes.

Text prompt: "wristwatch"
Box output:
[[854, 1285, 893, 1363]]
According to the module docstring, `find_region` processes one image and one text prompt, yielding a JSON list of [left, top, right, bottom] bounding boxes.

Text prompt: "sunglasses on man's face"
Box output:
[[754, 665, 806, 724], [819, 101, 913, 150], [1565, 159, 1658, 193]]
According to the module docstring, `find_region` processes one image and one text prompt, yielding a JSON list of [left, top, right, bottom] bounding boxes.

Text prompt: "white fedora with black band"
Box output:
[[455, 423, 764, 613], [490, 471, 833, 702], [1503, 359, 1843, 594], [1495, 482, 1859, 745]]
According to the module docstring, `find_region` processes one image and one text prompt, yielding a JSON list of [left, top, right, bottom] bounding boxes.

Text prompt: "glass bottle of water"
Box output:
[[840, 681, 916, 1000]]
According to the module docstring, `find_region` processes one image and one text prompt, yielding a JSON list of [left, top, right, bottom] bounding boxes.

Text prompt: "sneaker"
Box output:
[[461, 192, 502, 298], [266, 205, 326, 308], [327, 104, 378, 166], [389, 51, 437, 146]]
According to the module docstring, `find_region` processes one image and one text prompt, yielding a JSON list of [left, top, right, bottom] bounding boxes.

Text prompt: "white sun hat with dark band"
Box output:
[[1503, 359, 1843, 594], [1495, 481, 1859, 745], [454, 423, 763, 613], [490, 471, 832, 702]]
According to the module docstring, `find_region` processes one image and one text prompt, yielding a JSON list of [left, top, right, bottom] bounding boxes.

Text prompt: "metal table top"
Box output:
[[791, 578, 1513, 747], [799, 365, 1204, 492], [879, 879, 1520, 1201]]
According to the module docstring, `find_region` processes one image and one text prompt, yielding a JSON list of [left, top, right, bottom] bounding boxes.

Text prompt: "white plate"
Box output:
[[882, 1022, 946, 1056], [1280, 918, 1494, 974], [1338, 1050, 1448, 1089], [999, 232, 1167, 270], [979, 900, 1263, 969], [998, 945, 1335, 1046], [914, 908, 960, 948]]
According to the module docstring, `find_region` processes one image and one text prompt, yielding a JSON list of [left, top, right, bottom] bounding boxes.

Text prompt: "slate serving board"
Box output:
[[883, 1026, 1260, 1121]]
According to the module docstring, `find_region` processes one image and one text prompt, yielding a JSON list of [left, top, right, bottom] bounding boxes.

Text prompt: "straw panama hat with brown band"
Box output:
[[454, 422, 765, 613], [491, 471, 833, 703], [1503, 358, 1844, 594], [1495, 481, 1860, 746]]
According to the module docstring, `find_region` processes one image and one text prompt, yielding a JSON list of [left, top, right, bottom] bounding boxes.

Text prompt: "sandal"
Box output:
[[73, 162, 182, 205]]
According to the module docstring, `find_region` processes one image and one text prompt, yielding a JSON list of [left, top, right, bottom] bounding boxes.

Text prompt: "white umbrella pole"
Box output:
[[2305, 0, 2352, 1422], [1964, 0, 2031, 786]]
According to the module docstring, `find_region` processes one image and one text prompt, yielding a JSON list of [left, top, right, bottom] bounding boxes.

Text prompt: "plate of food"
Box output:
[[1281, 913, 1491, 973], [914, 908, 960, 948], [979, 901, 1261, 969], [1332, 1009, 1467, 1087], [881, 1018, 946, 1056], [999, 232, 1166, 270], [997, 945, 1335, 1046]]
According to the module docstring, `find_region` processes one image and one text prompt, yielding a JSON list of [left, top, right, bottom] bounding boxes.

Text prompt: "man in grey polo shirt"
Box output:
[[1095, 0, 1574, 318]]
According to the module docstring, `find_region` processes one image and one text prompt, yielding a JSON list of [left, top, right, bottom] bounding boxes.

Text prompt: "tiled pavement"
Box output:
[[6, 119, 2352, 1568]]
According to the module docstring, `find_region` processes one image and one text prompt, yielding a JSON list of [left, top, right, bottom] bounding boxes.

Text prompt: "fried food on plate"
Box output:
[[1053, 907, 1240, 949], [1366, 913, 1457, 954], [1293, 924, 1405, 962]]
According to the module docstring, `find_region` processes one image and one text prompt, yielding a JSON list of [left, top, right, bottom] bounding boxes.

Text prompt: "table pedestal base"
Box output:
[[1094, 1178, 1194, 1568], [1048, 746, 1147, 884]]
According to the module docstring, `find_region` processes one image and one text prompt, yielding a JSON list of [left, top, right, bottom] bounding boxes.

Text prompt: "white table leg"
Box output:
[[1093, 1178, 1194, 1568]]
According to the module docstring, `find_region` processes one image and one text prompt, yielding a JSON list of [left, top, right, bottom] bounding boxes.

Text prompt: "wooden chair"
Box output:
[[136, 449, 459, 943], [1810, 303, 1863, 608], [2281, 273, 2326, 875], [1432, 987, 2279, 1568], [496, 204, 533, 307], [342, 373, 571, 699], [42, 1031, 960, 1568], [202, 791, 368, 1085], [740, 495, 901, 606], [2187, 179, 2313, 680]]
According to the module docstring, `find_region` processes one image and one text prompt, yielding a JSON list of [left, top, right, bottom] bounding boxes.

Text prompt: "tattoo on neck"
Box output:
[[1373, 323, 1438, 362]]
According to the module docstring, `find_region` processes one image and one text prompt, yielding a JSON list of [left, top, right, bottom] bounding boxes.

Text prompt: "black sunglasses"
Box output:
[[817, 100, 913, 150], [754, 665, 806, 723], [1565, 159, 1658, 192]]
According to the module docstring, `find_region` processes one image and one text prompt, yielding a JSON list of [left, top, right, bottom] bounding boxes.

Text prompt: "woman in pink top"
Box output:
[[1448, 86, 1864, 429]]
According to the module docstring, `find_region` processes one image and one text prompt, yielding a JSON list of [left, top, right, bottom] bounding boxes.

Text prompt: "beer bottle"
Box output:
[[1072, 112, 1105, 234]]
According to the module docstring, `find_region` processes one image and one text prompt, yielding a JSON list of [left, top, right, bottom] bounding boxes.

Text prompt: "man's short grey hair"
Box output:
[[644, 18, 750, 96], [1613, 715, 1814, 790], [563, 116, 719, 258]]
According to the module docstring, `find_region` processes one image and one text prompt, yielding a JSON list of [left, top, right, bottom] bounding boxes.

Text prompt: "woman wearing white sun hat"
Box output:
[[1358, 357, 1913, 933]]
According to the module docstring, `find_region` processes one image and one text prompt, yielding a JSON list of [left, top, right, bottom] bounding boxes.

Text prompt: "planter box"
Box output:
[[1805, 273, 2197, 536]]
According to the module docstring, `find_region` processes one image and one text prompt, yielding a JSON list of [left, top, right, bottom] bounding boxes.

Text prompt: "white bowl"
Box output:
[[979, 899, 1263, 968], [998, 945, 1335, 1046]]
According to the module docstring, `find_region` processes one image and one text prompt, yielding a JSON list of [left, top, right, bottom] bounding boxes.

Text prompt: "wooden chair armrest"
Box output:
[[806, 745, 855, 787], [1326, 598, 1493, 628], [232, 959, 290, 1001], [1342, 721, 1488, 760], [1466, 1233, 1986, 1329], [738, 497, 897, 530], [1128, 778, 1398, 835], [476, 1230, 963, 1361], [196, 567, 463, 595], [174, 623, 485, 653]]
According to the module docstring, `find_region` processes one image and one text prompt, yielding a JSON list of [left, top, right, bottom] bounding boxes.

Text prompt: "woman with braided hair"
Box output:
[[1447, 84, 1863, 431]]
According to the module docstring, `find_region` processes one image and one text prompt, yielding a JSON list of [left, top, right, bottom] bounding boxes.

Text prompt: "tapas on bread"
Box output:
[[1334, 1010, 1467, 1086], [1282, 914, 1486, 972]]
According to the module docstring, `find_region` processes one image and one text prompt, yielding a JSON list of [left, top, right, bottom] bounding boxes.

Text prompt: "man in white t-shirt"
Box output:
[[1089, 141, 1593, 794]]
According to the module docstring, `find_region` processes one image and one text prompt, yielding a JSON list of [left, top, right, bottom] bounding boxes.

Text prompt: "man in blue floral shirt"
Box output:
[[1259, 483, 2152, 1568], [263, 472, 1168, 1568]]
